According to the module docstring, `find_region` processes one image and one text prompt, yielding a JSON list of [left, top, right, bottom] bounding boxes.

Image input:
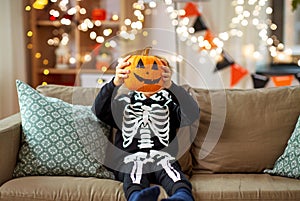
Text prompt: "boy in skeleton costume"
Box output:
[[93, 55, 200, 201]]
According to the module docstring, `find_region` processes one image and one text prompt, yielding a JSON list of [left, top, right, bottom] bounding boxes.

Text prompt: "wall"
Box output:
[[0, 0, 27, 119]]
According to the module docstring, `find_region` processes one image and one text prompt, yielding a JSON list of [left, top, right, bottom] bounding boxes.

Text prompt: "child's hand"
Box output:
[[113, 55, 131, 86], [160, 59, 172, 89]]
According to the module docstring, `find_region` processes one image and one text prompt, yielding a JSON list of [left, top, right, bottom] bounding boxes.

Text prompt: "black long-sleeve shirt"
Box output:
[[92, 79, 200, 167]]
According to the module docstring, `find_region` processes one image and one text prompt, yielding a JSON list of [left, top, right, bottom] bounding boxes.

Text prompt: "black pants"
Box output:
[[115, 152, 192, 200]]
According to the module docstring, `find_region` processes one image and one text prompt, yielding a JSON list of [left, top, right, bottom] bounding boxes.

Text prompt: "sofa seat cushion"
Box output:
[[0, 176, 168, 201], [190, 174, 300, 201]]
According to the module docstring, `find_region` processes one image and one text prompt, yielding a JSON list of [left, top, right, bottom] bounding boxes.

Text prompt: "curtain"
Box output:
[[0, 0, 27, 119]]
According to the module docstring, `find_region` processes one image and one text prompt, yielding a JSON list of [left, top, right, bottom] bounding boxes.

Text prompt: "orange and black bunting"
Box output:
[[251, 74, 269, 88], [215, 50, 235, 71], [193, 16, 208, 32], [202, 30, 218, 50], [295, 73, 300, 83], [230, 63, 249, 87], [181, 2, 201, 17], [271, 75, 294, 87]]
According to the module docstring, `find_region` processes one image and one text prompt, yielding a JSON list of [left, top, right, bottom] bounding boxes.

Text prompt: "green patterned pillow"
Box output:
[[14, 80, 114, 179], [264, 115, 300, 179]]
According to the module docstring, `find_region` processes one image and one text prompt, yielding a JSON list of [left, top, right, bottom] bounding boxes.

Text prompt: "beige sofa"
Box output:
[[1, 84, 300, 201]]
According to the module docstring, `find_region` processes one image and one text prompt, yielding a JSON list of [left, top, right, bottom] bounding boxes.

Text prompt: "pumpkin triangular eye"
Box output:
[[152, 61, 158, 70], [136, 59, 145, 68]]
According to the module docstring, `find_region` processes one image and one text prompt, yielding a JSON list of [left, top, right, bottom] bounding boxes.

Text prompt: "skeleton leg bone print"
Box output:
[[124, 150, 181, 184], [123, 152, 153, 184], [150, 150, 181, 182]]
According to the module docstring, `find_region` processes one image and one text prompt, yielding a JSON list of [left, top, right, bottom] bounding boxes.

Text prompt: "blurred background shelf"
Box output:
[[28, 0, 135, 87]]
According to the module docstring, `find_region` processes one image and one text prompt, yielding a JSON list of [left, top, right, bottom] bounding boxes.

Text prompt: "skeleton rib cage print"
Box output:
[[121, 90, 171, 150]]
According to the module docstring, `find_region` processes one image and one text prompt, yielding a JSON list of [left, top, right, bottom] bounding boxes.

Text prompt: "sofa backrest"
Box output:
[[191, 86, 300, 174], [37, 84, 101, 106], [37, 84, 300, 175]]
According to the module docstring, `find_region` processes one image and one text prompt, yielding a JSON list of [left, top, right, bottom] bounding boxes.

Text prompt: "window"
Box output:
[[284, 0, 300, 54]]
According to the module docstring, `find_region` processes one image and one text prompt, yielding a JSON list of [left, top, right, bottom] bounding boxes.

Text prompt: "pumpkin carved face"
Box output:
[[124, 55, 164, 93]]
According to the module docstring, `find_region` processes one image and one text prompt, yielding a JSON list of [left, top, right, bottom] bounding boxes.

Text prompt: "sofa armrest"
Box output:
[[0, 113, 21, 186]]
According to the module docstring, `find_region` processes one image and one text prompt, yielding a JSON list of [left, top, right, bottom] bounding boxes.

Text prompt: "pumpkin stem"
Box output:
[[142, 47, 152, 56]]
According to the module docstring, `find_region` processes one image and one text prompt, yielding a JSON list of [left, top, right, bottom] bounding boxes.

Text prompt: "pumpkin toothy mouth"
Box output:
[[134, 73, 161, 84]]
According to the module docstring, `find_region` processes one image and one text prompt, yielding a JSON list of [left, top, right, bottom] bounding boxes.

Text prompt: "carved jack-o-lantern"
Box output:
[[124, 47, 164, 93]]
